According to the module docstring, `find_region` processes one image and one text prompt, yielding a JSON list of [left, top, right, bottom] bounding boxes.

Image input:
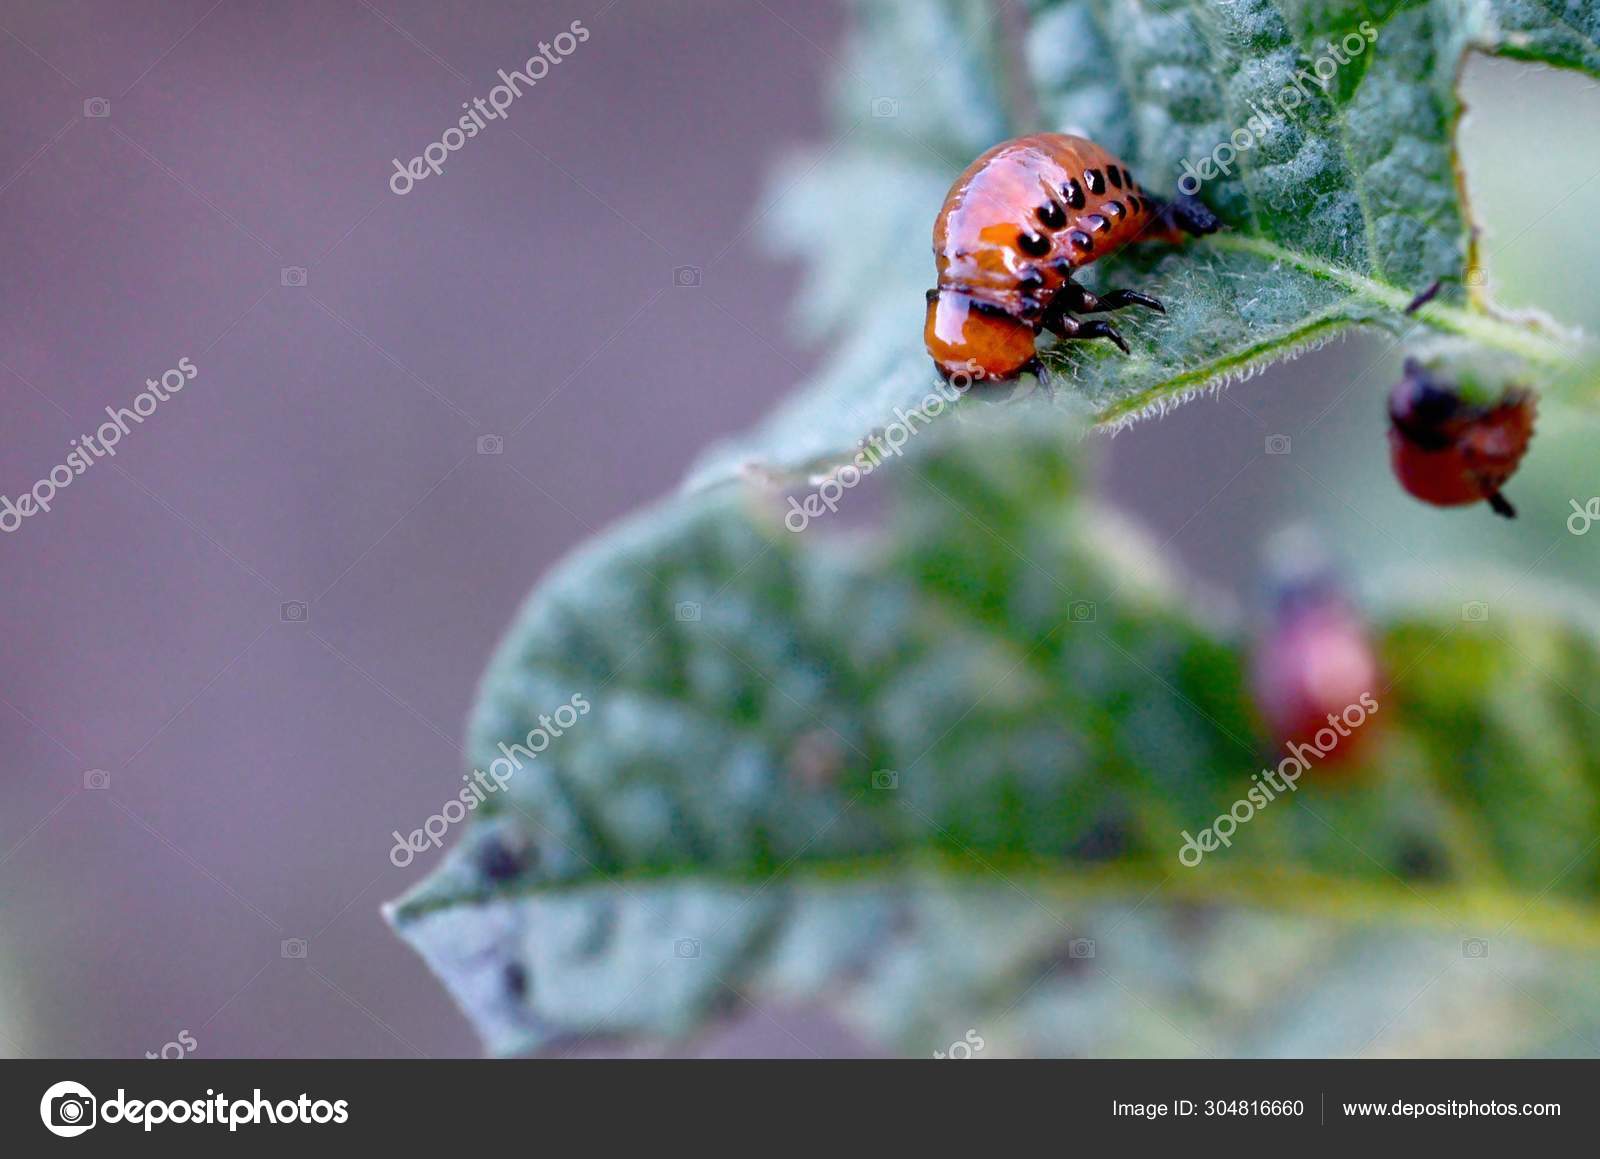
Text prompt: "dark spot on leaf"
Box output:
[[1396, 838, 1444, 880], [504, 961, 528, 1000], [478, 837, 533, 882], [1034, 940, 1096, 979], [1067, 815, 1131, 863]]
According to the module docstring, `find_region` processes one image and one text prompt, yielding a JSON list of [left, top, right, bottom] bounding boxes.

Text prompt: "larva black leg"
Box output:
[[1048, 314, 1130, 355], [1094, 288, 1165, 314], [1022, 357, 1055, 399], [1076, 319, 1131, 354], [1487, 491, 1517, 519], [1042, 312, 1074, 339], [1056, 280, 1165, 317]]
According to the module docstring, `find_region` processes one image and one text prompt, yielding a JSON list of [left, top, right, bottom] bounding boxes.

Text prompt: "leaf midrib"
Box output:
[[392, 854, 1600, 952], [1205, 233, 1580, 363]]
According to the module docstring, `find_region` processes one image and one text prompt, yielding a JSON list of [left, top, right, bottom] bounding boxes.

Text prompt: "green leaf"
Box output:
[[389, 413, 1600, 1055], [688, 0, 1594, 491]]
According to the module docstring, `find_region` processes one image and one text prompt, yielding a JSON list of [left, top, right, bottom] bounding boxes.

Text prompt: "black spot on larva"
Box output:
[[1104, 200, 1125, 219], [1037, 201, 1066, 230], [1107, 165, 1123, 189], [1018, 230, 1051, 257], [969, 298, 1013, 319], [1019, 296, 1043, 318], [1016, 271, 1044, 293], [1121, 167, 1135, 188], [1061, 178, 1085, 209], [504, 961, 529, 1000], [1084, 168, 1105, 194], [1084, 213, 1110, 233], [1052, 257, 1074, 277], [1068, 229, 1093, 251]]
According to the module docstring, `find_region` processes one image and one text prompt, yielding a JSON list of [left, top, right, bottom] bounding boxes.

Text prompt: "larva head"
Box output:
[[1387, 358, 1467, 447], [1387, 356, 1536, 516], [923, 289, 1036, 381]]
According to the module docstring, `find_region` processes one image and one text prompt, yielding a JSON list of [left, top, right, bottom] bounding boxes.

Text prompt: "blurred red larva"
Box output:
[[1251, 544, 1382, 774], [924, 132, 1220, 382], [1387, 358, 1536, 518]]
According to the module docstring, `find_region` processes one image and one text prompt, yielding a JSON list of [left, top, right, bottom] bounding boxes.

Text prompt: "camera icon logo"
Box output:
[[281, 938, 308, 959], [675, 601, 701, 622], [1461, 601, 1489, 622], [40, 1081, 97, 1137], [1068, 938, 1096, 959], [476, 434, 504, 455], [1068, 600, 1096, 623], [871, 769, 899, 790], [280, 266, 308, 287], [280, 601, 309, 623], [871, 96, 899, 118], [1462, 937, 1489, 959], [83, 769, 111, 791], [675, 938, 701, 959], [83, 97, 110, 118], [672, 265, 702, 288], [1265, 434, 1292, 455]]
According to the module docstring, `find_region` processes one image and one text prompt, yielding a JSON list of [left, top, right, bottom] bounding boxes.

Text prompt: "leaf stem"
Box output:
[[1208, 234, 1583, 367]]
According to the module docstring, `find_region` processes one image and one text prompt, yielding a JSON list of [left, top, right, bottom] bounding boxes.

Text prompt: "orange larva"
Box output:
[[1387, 358, 1536, 518], [924, 132, 1219, 382]]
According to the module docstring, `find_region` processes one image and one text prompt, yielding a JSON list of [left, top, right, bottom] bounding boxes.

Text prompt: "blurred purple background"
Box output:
[[3, 1, 1597, 1058], [0, 0, 842, 1058]]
